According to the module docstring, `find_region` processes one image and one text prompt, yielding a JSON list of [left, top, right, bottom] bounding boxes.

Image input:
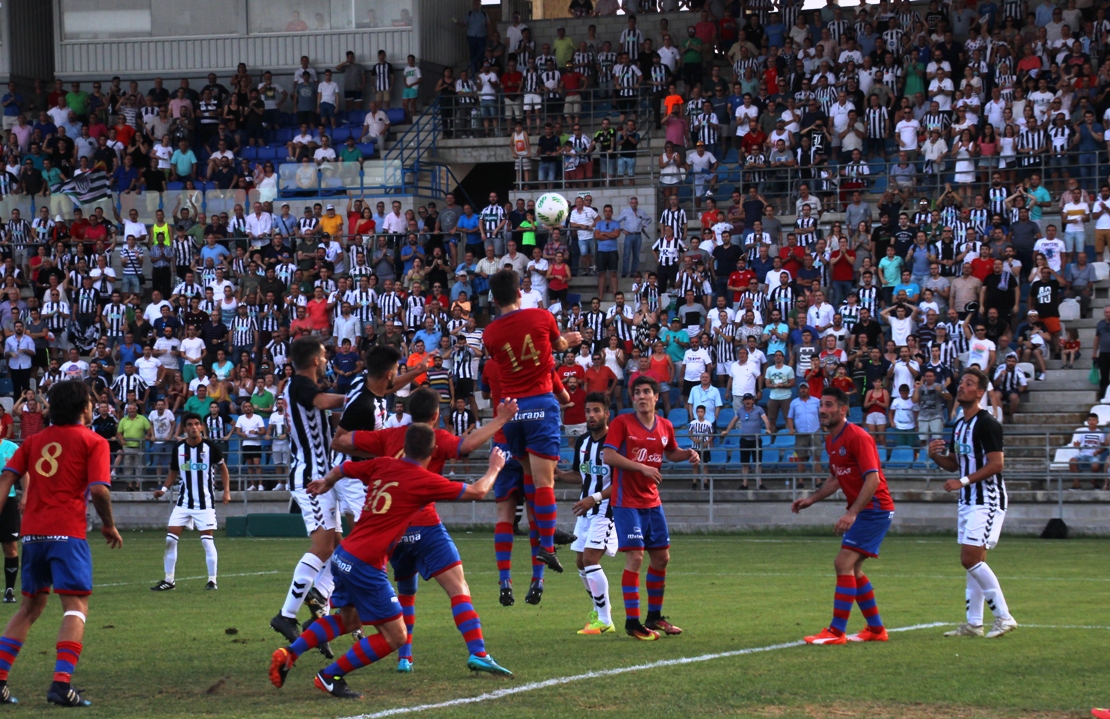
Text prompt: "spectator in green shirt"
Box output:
[[249, 385, 275, 418], [340, 136, 363, 163], [682, 29, 704, 87], [40, 159, 64, 191], [662, 317, 690, 365], [170, 140, 197, 180], [116, 402, 152, 490], [184, 384, 216, 416], [65, 83, 90, 118]]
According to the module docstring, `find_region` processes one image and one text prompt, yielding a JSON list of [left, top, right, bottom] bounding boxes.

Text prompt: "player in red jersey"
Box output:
[[791, 386, 895, 645], [483, 269, 581, 596], [482, 360, 573, 605], [269, 425, 510, 699], [603, 375, 699, 640], [0, 381, 122, 707], [330, 387, 518, 672]]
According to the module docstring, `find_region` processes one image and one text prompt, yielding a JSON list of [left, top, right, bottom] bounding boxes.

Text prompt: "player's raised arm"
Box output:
[[329, 432, 369, 457], [928, 439, 960, 472], [459, 399, 519, 455], [458, 447, 508, 500], [307, 463, 348, 495]]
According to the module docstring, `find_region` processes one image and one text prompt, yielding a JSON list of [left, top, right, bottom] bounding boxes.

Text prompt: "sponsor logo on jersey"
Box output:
[[632, 448, 663, 463], [184, 462, 209, 471], [334, 557, 353, 573], [399, 532, 422, 543], [513, 410, 547, 421], [580, 461, 610, 476]]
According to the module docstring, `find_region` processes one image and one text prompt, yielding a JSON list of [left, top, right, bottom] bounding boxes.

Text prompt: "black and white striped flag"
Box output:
[[57, 171, 111, 205]]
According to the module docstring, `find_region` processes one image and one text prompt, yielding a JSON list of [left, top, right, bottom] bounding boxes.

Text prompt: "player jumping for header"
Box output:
[[603, 376, 699, 640], [0, 380, 123, 706], [269, 425, 511, 699], [483, 269, 582, 603], [792, 386, 895, 645]]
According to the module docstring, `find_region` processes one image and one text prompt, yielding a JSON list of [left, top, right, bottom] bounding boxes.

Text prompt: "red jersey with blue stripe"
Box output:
[[339, 457, 466, 569], [483, 308, 561, 398], [4, 424, 111, 540], [351, 427, 464, 526], [825, 422, 895, 511], [604, 413, 677, 509]]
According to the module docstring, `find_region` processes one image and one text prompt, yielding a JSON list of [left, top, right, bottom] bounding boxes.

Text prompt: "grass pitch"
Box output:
[[0, 530, 1104, 718]]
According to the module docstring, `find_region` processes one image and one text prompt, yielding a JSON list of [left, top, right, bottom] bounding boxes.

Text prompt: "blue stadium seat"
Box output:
[[0, 378, 11, 397], [618, 408, 635, 416], [357, 142, 375, 157], [773, 434, 795, 448], [677, 185, 692, 200], [667, 408, 688, 427], [722, 148, 738, 164], [240, 146, 258, 160], [166, 181, 185, 191], [566, 292, 581, 308], [719, 184, 735, 198], [716, 408, 734, 430], [257, 147, 280, 161], [279, 112, 296, 126], [347, 110, 365, 126], [331, 126, 351, 142], [848, 406, 863, 424], [889, 447, 914, 466], [386, 108, 406, 124], [275, 128, 294, 144]]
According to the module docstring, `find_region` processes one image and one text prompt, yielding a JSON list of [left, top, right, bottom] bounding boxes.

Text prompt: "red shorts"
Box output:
[[1041, 317, 1061, 334]]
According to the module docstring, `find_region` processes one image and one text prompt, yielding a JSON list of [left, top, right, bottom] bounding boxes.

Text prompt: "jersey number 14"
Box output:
[[501, 335, 541, 372]]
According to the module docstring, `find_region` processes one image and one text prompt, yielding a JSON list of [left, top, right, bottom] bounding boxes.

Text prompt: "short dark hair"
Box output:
[[489, 269, 521, 308], [289, 336, 324, 371], [47, 380, 92, 426], [408, 388, 441, 424], [629, 375, 660, 396], [821, 386, 850, 407], [404, 423, 436, 461], [180, 412, 203, 427], [364, 345, 401, 380], [584, 391, 609, 407], [962, 367, 989, 391]]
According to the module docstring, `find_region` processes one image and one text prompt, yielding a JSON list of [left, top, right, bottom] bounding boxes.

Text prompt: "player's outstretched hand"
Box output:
[[102, 524, 123, 548], [928, 439, 947, 457], [305, 479, 327, 496], [495, 398, 519, 422], [572, 496, 595, 516], [488, 447, 508, 473], [942, 479, 964, 493], [562, 331, 583, 347], [834, 511, 856, 535], [791, 496, 813, 514]]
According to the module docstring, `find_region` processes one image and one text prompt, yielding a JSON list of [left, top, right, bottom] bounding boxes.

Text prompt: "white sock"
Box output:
[[967, 561, 1011, 620], [578, 568, 591, 598], [201, 535, 218, 582], [281, 553, 324, 619], [164, 534, 178, 583], [314, 561, 335, 601], [965, 570, 984, 626], [583, 564, 611, 626]]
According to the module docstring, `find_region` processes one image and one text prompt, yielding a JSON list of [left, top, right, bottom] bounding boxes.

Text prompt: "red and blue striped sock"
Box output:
[[324, 633, 393, 678], [289, 614, 347, 659], [450, 594, 487, 657], [622, 569, 640, 623], [830, 574, 856, 635], [0, 637, 22, 681], [494, 521, 514, 587], [533, 485, 557, 553], [523, 477, 544, 581], [397, 575, 418, 661], [645, 567, 666, 619], [53, 641, 82, 684], [855, 574, 883, 629]]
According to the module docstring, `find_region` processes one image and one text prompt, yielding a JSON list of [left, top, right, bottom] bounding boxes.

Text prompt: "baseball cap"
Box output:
[[742, 393, 755, 400], [1027, 309, 1039, 316], [326, 204, 335, 210]]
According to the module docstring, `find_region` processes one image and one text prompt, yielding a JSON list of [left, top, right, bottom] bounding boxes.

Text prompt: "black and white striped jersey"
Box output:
[[574, 432, 611, 517], [582, 310, 606, 337], [205, 414, 228, 440], [606, 304, 634, 341], [452, 344, 475, 380], [451, 409, 475, 437], [230, 316, 258, 347], [951, 409, 1007, 510], [111, 373, 148, 404], [331, 372, 388, 465], [171, 439, 225, 510], [284, 375, 334, 490], [993, 364, 1027, 394]]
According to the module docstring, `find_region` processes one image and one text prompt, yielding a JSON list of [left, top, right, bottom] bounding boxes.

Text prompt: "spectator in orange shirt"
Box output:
[[289, 305, 314, 339], [584, 351, 617, 403], [740, 118, 767, 154], [305, 286, 331, 333], [407, 341, 429, 385]]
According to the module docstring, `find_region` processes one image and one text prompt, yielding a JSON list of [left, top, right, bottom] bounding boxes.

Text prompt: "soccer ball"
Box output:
[[535, 192, 570, 226]]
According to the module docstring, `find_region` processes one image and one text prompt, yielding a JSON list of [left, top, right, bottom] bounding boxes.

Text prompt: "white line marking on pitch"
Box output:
[[338, 622, 948, 719], [94, 570, 279, 588]]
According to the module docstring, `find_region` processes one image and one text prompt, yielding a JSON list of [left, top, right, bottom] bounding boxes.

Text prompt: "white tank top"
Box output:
[[512, 131, 528, 157]]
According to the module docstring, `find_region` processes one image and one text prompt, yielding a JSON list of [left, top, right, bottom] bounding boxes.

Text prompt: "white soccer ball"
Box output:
[[535, 192, 570, 226]]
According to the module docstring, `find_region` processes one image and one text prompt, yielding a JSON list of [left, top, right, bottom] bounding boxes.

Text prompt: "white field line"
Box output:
[[457, 568, 1110, 583], [94, 570, 279, 588], [338, 622, 948, 719]]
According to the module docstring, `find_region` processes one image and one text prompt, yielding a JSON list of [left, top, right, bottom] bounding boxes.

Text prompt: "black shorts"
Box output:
[[345, 90, 363, 100], [596, 250, 619, 273], [738, 437, 760, 464], [242, 445, 262, 461], [682, 379, 699, 396], [0, 498, 19, 544], [454, 378, 475, 399], [697, 449, 711, 464]]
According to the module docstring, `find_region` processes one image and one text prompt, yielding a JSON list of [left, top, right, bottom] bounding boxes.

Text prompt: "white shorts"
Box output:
[[957, 504, 1006, 550], [865, 411, 887, 426], [523, 93, 542, 110], [571, 512, 617, 557], [168, 505, 218, 532], [271, 440, 290, 465], [335, 477, 368, 521], [290, 487, 341, 536]]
